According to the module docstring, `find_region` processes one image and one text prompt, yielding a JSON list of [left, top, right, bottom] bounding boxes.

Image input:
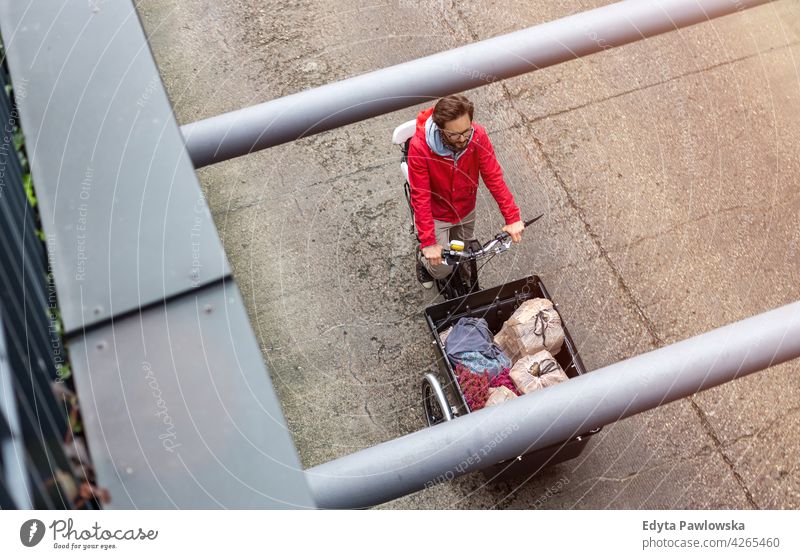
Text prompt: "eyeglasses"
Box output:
[[439, 126, 473, 141]]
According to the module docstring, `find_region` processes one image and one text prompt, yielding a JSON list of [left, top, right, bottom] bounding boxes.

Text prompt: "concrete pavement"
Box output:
[[136, 0, 800, 509]]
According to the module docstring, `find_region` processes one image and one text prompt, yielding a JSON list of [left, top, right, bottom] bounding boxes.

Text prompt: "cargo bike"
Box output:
[[393, 119, 601, 480]]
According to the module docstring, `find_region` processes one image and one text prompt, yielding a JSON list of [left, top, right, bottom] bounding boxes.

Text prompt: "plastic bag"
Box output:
[[509, 350, 569, 395], [494, 298, 564, 362], [439, 325, 453, 346], [485, 385, 518, 407]]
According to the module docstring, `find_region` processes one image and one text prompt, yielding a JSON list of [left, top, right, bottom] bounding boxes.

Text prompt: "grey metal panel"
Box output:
[[0, 0, 230, 334], [67, 280, 314, 509]]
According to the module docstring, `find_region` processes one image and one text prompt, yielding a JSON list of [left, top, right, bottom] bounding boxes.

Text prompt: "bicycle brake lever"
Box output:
[[524, 213, 544, 227], [495, 214, 544, 241], [441, 249, 460, 266]]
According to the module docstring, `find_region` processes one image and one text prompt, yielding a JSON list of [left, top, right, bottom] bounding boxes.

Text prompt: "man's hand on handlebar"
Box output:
[[422, 244, 444, 266], [502, 220, 525, 243]]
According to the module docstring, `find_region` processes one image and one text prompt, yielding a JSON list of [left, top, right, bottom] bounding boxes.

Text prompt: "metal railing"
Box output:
[[0, 51, 79, 509], [182, 0, 773, 168]]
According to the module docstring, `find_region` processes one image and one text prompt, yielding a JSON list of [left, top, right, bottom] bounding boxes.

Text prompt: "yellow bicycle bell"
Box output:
[[449, 239, 465, 251]]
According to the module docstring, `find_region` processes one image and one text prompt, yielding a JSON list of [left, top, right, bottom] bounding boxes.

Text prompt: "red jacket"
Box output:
[[407, 107, 521, 248]]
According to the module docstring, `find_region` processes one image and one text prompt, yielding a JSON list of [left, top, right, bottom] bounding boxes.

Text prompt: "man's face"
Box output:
[[440, 113, 473, 151]]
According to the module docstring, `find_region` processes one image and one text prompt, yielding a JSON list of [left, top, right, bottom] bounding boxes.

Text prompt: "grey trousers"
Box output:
[[419, 209, 476, 280]]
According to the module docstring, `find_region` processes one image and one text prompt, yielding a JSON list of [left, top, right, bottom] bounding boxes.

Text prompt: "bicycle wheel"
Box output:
[[422, 373, 453, 426]]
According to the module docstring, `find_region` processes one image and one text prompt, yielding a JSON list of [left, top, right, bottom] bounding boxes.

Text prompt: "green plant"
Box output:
[[23, 172, 36, 206]]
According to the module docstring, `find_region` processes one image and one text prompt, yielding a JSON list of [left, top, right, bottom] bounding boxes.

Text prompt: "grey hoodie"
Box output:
[[425, 115, 473, 161]]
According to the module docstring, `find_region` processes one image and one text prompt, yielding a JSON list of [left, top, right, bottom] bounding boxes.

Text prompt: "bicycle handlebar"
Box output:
[[439, 214, 544, 265]]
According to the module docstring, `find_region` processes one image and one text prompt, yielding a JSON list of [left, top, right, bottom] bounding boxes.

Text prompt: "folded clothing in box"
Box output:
[[445, 317, 511, 378]]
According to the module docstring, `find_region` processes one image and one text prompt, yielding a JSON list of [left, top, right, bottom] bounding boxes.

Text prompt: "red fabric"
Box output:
[[407, 107, 521, 248]]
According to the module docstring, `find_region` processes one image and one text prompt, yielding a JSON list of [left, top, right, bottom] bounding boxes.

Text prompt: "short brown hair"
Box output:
[[432, 94, 474, 128]]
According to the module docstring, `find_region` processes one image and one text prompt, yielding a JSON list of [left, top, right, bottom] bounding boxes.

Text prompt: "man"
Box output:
[[407, 94, 525, 288]]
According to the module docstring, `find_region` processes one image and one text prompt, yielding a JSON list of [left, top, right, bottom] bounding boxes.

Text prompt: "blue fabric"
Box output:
[[445, 317, 511, 378], [451, 351, 511, 378]]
